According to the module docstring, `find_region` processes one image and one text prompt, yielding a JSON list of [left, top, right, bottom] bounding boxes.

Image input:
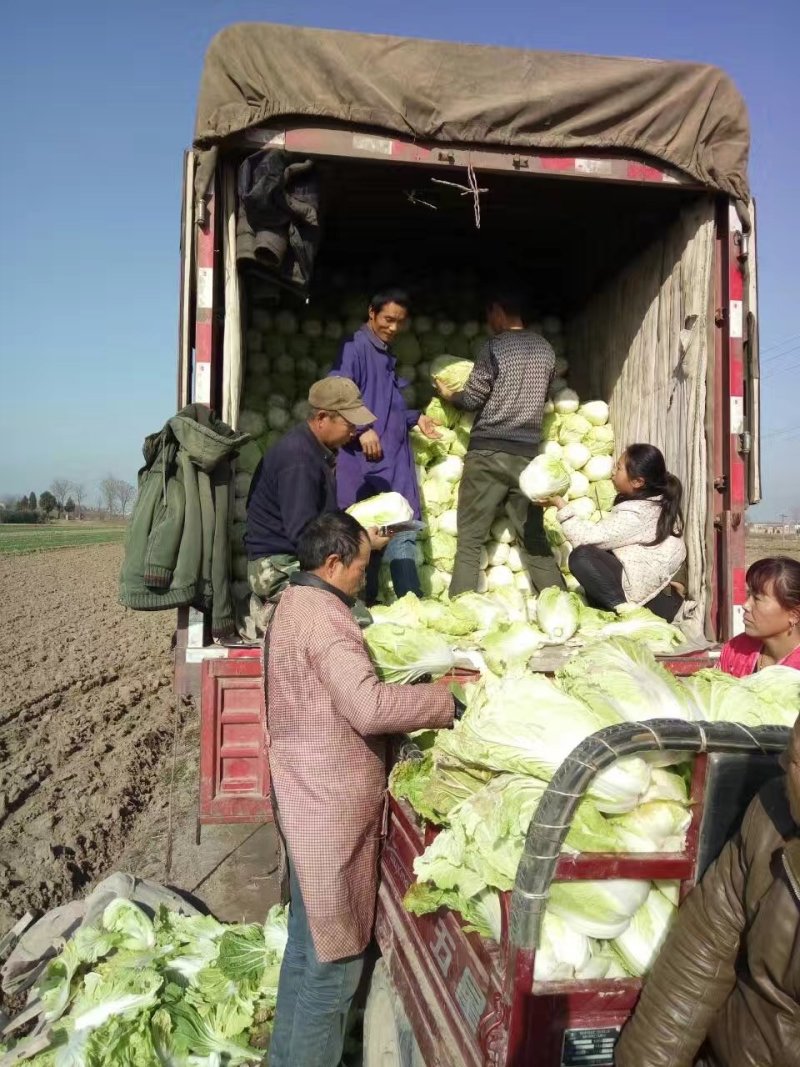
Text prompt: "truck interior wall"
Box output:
[[222, 150, 716, 623], [566, 199, 717, 631]]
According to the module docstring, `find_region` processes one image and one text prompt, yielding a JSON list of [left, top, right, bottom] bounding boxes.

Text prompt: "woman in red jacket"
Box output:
[[719, 556, 800, 677]]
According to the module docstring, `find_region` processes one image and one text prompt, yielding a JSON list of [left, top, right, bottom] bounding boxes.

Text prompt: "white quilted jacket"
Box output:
[[557, 496, 686, 605]]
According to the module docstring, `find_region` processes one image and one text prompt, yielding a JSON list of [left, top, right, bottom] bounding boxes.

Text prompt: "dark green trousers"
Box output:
[[449, 449, 566, 598]]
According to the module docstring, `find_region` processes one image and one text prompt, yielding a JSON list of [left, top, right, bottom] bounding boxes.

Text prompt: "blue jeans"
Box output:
[[365, 530, 421, 604], [269, 855, 365, 1067]]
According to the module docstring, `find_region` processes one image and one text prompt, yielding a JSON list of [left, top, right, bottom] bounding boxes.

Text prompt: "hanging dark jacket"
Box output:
[[615, 775, 800, 1067], [119, 404, 250, 639], [236, 149, 320, 294]]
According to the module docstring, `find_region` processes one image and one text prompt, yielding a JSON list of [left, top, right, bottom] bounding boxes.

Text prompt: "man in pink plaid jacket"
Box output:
[[266, 511, 454, 1065]]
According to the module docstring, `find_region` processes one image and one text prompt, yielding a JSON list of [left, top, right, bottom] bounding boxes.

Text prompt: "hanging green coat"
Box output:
[[119, 404, 250, 639]]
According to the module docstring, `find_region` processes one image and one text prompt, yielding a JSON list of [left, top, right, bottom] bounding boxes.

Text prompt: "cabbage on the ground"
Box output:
[[2, 901, 289, 1065]]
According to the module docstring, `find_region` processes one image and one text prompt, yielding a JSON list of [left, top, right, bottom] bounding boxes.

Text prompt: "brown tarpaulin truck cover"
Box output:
[[193, 23, 750, 204]]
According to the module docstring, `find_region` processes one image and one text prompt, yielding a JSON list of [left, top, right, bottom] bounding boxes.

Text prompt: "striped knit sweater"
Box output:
[[455, 329, 555, 457]]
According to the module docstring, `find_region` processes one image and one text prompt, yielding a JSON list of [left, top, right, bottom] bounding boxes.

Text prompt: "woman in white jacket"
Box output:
[[548, 443, 686, 622]]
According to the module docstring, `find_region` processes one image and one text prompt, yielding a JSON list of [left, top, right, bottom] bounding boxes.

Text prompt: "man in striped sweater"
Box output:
[[436, 292, 565, 597]]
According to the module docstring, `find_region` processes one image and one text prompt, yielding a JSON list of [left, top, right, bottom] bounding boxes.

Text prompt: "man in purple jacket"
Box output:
[[329, 289, 440, 602]]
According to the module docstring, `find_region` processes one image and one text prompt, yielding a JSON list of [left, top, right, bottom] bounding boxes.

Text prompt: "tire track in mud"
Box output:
[[0, 544, 188, 933]]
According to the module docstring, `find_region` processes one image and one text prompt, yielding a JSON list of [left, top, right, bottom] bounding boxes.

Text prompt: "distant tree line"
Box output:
[[0, 475, 136, 524]]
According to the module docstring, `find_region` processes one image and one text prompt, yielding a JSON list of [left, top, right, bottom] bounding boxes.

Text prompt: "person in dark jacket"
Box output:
[[245, 378, 387, 616], [436, 292, 565, 597], [615, 711, 800, 1067]]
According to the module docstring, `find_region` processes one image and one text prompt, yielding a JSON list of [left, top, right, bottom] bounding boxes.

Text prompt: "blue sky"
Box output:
[[2, 0, 798, 517]]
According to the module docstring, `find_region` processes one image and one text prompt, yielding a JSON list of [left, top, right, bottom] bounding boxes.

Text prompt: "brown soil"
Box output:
[[0, 544, 182, 934], [745, 534, 800, 567]]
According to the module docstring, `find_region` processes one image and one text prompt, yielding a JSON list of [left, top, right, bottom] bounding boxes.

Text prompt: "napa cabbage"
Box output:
[[547, 879, 651, 939], [506, 545, 524, 573], [578, 401, 610, 426], [237, 409, 265, 438], [536, 588, 581, 642], [567, 471, 590, 500], [428, 456, 465, 483], [558, 415, 593, 446], [451, 592, 509, 633], [417, 598, 476, 637], [438, 509, 459, 536], [480, 622, 545, 675], [533, 914, 592, 981], [682, 664, 800, 727], [557, 639, 698, 722], [563, 442, 591, 470], [487, 565, 515, 590], [430, 355, 474, 392], [490, 517, 515, 544], [346, 492, 414, 528], [543, 507, 566, 548], [585, 425, 615, 456], [519, 455, 571, 502], [553, 388, 580, 414], [486, 541, 510, 566], [589, 479, 617, 512], [432, 675, 651, 812], [429, 531, 457, 564], [608, 801, 692, 853], [610, 886, 676, 976], [584, 455, 615, 482], [542, 441, 564, 459], [364, 624, 455, 683], [569, 497, 596, 520], [403, 884, 502, 941], [420, 478, 453, 516]]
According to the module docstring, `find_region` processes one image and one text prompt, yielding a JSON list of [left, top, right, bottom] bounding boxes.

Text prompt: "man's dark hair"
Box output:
[[369, 288, 410, 314], [297, 511, 368, 571], [485, 290, 526, 320]]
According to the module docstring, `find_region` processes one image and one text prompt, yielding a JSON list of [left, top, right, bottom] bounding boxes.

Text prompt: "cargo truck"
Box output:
[[174, 23, 766, 1065]]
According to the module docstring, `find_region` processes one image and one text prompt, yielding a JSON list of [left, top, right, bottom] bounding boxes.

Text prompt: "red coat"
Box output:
[[266, 584, 453, 962], [719, 633, 800, 677]]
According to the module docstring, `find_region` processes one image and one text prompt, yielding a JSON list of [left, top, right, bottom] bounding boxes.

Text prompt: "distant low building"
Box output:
[[748, 522, 800, 536]]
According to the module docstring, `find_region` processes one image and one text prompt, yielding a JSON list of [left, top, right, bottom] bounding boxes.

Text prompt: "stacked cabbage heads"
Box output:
[[391, 637, 799, 978]]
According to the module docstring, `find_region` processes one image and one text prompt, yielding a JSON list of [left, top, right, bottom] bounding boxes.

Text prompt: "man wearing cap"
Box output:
[[244, 378, 385, 626]]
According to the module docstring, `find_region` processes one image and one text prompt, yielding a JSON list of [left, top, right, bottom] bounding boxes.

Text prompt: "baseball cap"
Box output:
[[308, 378, 376, 426]]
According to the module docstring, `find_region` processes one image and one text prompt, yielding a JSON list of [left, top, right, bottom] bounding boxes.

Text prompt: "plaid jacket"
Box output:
[[266, 584, 453, 961]]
